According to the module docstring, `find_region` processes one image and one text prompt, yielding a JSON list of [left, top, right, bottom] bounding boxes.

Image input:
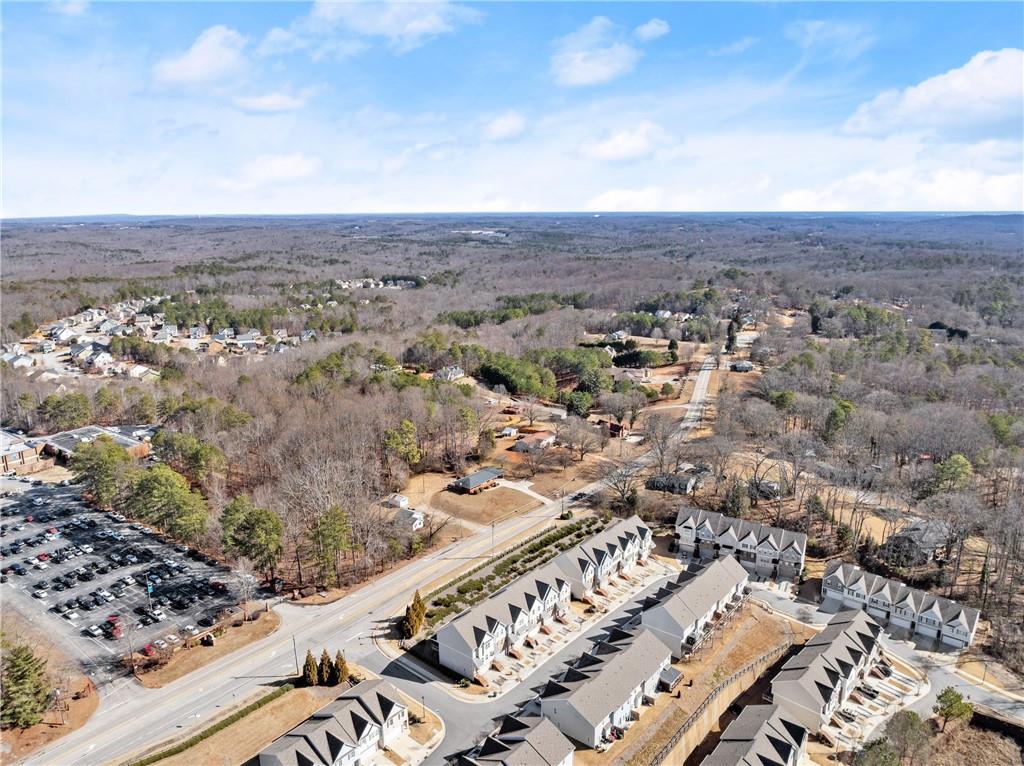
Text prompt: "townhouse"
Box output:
[[700, 704, 808, 766], [458, 714, 575, 766], [675, 508, 807, 580], [551, 516, 654, 600], [538, 627, 672, 749], [640, 556, 749, 659], [770, 611, 883, 734], [822, 561, 979, 649], [435, 559, 573, 682], [258, 679, 408, 766]]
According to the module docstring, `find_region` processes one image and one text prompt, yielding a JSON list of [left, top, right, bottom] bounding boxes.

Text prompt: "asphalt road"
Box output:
[[24, 358, 718, 766]]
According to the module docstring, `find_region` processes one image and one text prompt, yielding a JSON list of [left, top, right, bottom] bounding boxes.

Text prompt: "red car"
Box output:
[[107, 614, 121, 625], [140, 644, 155, 657], [36, 552, 50, 561]]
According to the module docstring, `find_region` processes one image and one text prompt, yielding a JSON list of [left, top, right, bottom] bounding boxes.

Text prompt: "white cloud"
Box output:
[[634, 19, 670, 43], [778, 166, 1022, 212], [551, 17, 641, 87], [845, 48, 1024, 136], [153, 26, 247, 86], [581, 121, 671, 161], [709, 37, 758, 56], [785, 20, 874, 60], [233, 91, 310, 113], [221, 153, 321, 191], [481, 110, 526, 141], [49, 0, 88, 16]]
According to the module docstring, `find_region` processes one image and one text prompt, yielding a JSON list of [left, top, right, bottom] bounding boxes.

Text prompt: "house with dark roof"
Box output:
[[881, 518, 951, 566], [458, 714, 575, 766], [435, 559, 572, 682], [821, 561, 979, 649], [675, 508, 807, 580], [639, 556, 749, 659], [770, 611, 883, 734], [449, 466, 504, 494], [539, 628, 671, 749], [257, 679, 408, 766], [550, 516, 654, 600], [700, 704, 807, 766]]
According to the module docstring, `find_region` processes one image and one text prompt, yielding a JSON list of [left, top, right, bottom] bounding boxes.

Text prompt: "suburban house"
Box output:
[[433, 364, 465, 382], [675, 508, 807, 580], [257, 679, 409, 766], [512, 430, 556, 452], [435, 559, 572, 682], [700, 704, 808, 766], [385, 493, 410, 509], [551, 516, 654, 600], [821, 561, 979, 649], [881, 518, 951, 566], [605, 330, 628, 342], [770, 611, 883, 734], [730, 360, 755, 372], [639, 556, 749, 659], [449, 466, 504, 494], [394, 508, 425, 531], [538, 627, 672, 749], [458, 713, 575, 766], [499, 427, 519, 438], [645, 466, 709, 496]]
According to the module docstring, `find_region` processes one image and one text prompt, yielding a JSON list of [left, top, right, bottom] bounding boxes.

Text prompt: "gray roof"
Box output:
[[436, 559, 569, 652], [884, 518, 951, 552], [42, 425, 147, 457], [460, 714, 575, 766], [824, 560, 980, 633], [258, 679, 405, 766], [539, 628, 669, 727], [772, 610, 881, 712], [550, 516, 651, 591], [452, 466, 504, 489], [700, 704, 807, 766], [641, 556, 749, 635], [676, 508, 807, 557]]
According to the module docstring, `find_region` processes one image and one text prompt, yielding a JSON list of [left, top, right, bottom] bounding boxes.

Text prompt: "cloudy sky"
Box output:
[[3, 1, 1022, 216]]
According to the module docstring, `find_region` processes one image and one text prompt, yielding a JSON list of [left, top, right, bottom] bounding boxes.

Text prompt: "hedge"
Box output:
[[128, 683, 295, 766]]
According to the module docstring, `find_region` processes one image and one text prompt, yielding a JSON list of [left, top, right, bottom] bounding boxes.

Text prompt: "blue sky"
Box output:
[[3, 1, 1022, 215]]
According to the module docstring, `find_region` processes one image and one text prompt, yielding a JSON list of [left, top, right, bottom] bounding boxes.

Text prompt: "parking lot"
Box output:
[[1, 479, 239, 678]]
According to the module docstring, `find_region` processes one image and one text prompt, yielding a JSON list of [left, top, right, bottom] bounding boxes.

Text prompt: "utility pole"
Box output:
[[491, 521, 495, 558], [292, 635, 299, 676]]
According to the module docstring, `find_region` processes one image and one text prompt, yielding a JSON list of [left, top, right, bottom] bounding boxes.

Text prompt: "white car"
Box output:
[[33, 561, 49, 570], [153, 639, 168, 650], [121, 576, 136, 586], [165, 634, 180, 644], [64, 611, 80, 621], [85, 625, 103, 637], [183, 624, 199, 636], [32, 589, 48, 599], [80, 545, 94, 554]]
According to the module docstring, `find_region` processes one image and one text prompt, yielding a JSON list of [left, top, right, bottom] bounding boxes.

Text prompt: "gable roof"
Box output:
[[701, 704, 807, 766], [824, 561, 980, 633], [459, 714, 575, 766], [641, 557, 748, 636], [676, 508, 807, 556]]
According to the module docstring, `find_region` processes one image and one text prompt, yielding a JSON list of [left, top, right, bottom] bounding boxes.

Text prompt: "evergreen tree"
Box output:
[[934, 686, 973, 731], [334, 651, 349, 685], [317, 649, 332, 686], [402, 590, 427, 638], [1, 640, 52, 729], [301, 649, 318, 687]]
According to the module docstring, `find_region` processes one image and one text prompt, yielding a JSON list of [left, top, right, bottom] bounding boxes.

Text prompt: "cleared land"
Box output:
[[429, 486, 543, 526]]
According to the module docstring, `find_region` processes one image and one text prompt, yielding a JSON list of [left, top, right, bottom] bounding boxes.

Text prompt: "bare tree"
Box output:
[[602, 461, 644, 512], [235, 558, 257, 618], [521, 395, 540, 427]]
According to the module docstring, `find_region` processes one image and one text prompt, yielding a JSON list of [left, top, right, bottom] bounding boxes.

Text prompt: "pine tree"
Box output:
[[317, 649, 332, 686], [402, 590, 427, 638], [335, 651, 349, 685], [301, 649, 318, 687], [1, 641, 52, 729]]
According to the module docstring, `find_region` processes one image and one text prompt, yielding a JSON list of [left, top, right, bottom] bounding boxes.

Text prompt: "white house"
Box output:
[[539, 628, 671, 749], [433, 365, 465, 382], [395, 508, 425, 532], [435, 559, 572, 682], [459, 714, 575, 766], [770, 611, 883, 734], [551, 516, 654, 600], [640, 556, 749, 659], [675, 508, 807, 580], [258, 679, 408, 766], [385, 493, 409, 509], [821, 561, 980, 649]]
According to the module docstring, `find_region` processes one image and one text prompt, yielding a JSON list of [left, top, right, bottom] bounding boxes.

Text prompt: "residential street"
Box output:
[[23, 360, 717, 766]]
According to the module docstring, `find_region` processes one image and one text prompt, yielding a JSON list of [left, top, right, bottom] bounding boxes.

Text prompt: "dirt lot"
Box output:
[[0, 611, 99, 762], [575, 605, 815, 766], [136, 607, 281, 688], [930, 721, 1023, 766], [430, 486, 542, 526]]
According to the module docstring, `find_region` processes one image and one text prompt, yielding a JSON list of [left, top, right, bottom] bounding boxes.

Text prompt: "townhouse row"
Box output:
[[822, 561, 980, 649], [257, 680, 409, 766], [675, 508, 807, 580], [435, 516, 653, 682], [700, 704, 808, 766]]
